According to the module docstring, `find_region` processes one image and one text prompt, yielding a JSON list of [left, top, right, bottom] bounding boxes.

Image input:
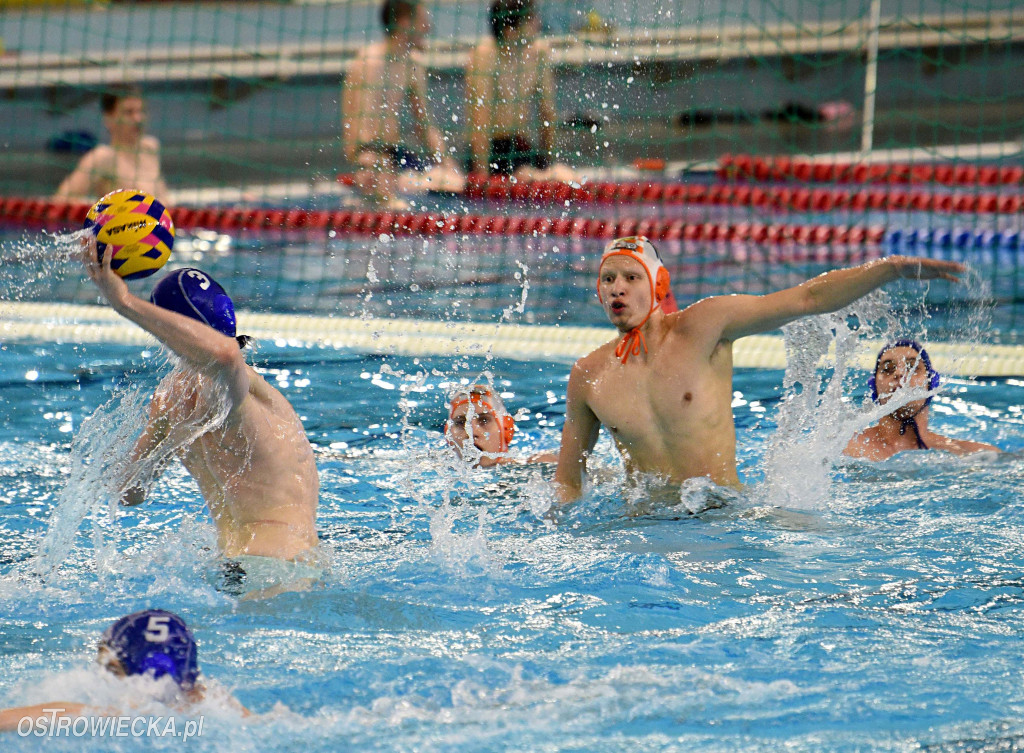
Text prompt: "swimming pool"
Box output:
[[2, 333, 1023, 752]]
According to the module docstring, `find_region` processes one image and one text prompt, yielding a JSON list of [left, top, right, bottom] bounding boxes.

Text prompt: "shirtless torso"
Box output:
[[569, 309, 741, 488], [341, 10, 463, 203], [55, 137, 167, 203], [554, 242, 967, 504], [465, 38, 554, 171], [138, 367, 320, 559], [55, 95, 168, 203], [342, 41, 427, 160], [82, 240, 320, 561]]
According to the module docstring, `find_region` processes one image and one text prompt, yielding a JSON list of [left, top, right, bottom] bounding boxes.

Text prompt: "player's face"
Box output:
[[599, 255, 653, 331], [448, 401, 505, 467], [105, 97, 146, 142], [875, 346, 930, 413]]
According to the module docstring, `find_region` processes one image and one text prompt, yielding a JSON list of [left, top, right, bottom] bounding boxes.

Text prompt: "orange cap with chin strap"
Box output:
[[445, 386, 515, 450], [597, 236, 672, 364]]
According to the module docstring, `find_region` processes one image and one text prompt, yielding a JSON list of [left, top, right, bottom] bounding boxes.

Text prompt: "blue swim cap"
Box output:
[[150, 268, 236, 338], [868, 339, 940, 404], [100, 610, 199, 690]]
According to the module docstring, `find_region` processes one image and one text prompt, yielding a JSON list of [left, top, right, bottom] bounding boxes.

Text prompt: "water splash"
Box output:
[[0, 229, 90, 303], [390, 368, 510, 577], [760, 267, 996, 510], [29, 381, 151, 576], [30, 359, 232, 578]]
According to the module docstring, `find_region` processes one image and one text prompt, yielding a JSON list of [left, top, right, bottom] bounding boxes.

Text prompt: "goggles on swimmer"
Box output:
[[597, 236, 672, 364], [445, 386, 515, 450]]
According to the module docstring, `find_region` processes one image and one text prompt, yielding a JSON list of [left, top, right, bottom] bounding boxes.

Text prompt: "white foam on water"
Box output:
[[29, 356, 233, 581], [759, 267, 996, 512]]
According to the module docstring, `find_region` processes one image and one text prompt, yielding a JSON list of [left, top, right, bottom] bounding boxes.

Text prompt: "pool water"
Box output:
[[1, 337, 1023, 752]]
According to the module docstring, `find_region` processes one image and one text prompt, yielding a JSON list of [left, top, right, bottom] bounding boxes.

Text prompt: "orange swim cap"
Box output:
[[446, 385, 515, 450], [597, 236, 672, 364], [597, 236, 671, 306]]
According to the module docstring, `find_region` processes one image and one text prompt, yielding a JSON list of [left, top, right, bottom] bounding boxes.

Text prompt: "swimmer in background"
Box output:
[[0, 609, 246, 731], [54, 86, 168, 203], [81, 240, 320, 564], [465, 0, 574, 182], [553, 236, 968, 504], [446, 385, 556, 467], [341, 0, 464, 207], [843, 340, 1001, 460]]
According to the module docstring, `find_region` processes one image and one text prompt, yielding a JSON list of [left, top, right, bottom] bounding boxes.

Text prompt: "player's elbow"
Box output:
[[209, 337, 246, 369]]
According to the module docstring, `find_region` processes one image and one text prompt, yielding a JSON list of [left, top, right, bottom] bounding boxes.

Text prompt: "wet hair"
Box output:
[[489, 0, 535, 40], [100, 85, 144, 115], [381, 0, 419, 35]]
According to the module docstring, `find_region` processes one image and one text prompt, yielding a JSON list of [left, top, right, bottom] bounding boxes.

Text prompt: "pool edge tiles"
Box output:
[[2, 301, 1024, 375]]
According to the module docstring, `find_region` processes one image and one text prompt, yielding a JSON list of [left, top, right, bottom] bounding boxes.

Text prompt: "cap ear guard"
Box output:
[[139, 653, 181, 684], [654, 266, 671, 302], [501, 413, 515, 448], [597, 236, 670, 305], [445, 393, 515, 450]]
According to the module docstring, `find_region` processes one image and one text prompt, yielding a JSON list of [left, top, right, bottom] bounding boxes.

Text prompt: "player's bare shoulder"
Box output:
[[83, 143, 116, 169], [676, 294, 743, 337], [471, 37, 497, 66], [567, 341, 616, 399], [530, 37, 553, 61]]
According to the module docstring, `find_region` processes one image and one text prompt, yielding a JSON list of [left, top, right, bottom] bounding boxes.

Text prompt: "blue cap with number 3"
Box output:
[[100, 609, 199, 690], [149, 267, 237, 339]]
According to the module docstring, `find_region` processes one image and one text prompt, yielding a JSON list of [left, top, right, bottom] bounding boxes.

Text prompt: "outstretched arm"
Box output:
[[716, 256, 965, 342], [81, 238, 250, 409], [553, 362, 601, 503], [932, 436, 1002, 456]]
